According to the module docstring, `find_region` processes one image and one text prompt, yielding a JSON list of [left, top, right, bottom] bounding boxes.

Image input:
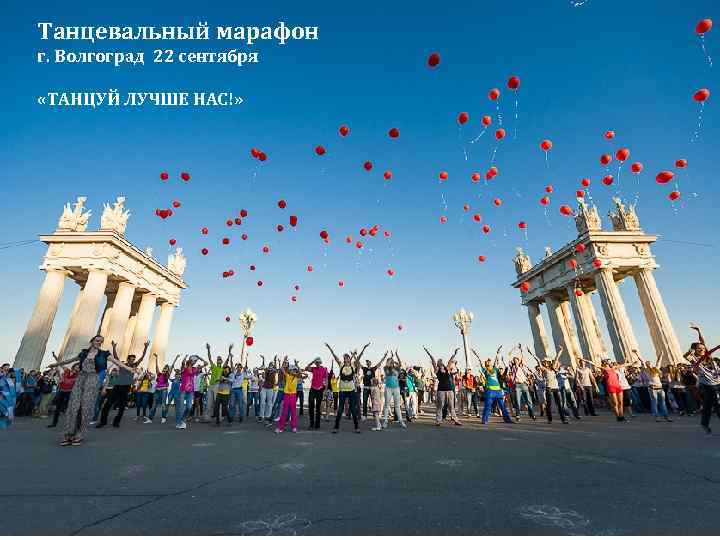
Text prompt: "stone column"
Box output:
[[594, 268, 639, 363], [633, 268, 684, 366], [128, 292, 157, 359], [105, 282, 136, 355], [527, 301, 550, 359], [61, 269, 110, 361], [588, 293, 610, 359], [149, 302, 175, 369], [566, 286, 605, 363], [98, 295, 115, 337], [13, 269, 68, 370], [545, 295, 578, 365], [57, 282, 85, 360]]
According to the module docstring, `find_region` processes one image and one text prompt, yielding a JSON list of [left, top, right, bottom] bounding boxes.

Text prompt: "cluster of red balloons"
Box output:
[[155, 208, 173, 219], [221, 268, 235, 279], [250, 148, 268, 161]]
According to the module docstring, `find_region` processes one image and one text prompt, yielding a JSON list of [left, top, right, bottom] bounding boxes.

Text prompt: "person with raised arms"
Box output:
[[423, 346, 462, 427], [325, 342, 362, 434]]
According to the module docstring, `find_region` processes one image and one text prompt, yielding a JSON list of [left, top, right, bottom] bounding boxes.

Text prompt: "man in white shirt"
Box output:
[[576, 359, 599, 416]]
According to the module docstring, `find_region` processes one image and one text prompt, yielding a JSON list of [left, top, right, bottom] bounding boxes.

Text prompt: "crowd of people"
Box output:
[[1, 325, 719, 444]]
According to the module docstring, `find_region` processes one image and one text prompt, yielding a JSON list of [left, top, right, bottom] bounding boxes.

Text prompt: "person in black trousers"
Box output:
[[304, 357, 328, 430], [97, 341, 148, 428]]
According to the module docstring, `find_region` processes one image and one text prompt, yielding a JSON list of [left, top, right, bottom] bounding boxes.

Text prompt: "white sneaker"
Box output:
[[371, 426, 382, 431], [143, 418, 152, 424], [274, 417, 280, 422], [292, 428, 297, 433], [161, 418, 167, 424], [176, 422, 187, 430], [89, 421, 97, 426]]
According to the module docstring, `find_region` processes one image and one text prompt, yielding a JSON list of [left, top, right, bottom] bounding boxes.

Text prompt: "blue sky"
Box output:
[[1, 0, 718, 368]]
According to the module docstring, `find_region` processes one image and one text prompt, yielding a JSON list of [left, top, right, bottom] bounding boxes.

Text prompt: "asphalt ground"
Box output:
[[2, 406, 719, 535]]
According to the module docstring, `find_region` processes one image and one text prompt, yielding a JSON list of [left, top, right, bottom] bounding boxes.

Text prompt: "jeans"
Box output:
[[149, 389, 168, 419], [176, 391, 194, 426], [259, 387, 275, 419], [246, 390, 260, 417], [435, 390, 457, 422], [278, 393, 299, 431], [334, 390, 359, 429], [482, 389, 513, 423], [270, 390, 285, 421], [649, 388, 669, 418], [136, 392, 151, 417], [545, 388, 567, 422], [514, 383, 535, 418], [100, 385, 130, 426], [560, 387, 581, 419], [229, 388, 246, 420], [308, 388, 324, 428], [363, 387, 372, 417], [463, 388, 478, 415], [382, 386, 404, 424], [580, 386, 596, 415]]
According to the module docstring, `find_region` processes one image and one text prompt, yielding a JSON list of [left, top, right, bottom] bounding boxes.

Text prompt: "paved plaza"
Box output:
[[2, 409, 719, 535]]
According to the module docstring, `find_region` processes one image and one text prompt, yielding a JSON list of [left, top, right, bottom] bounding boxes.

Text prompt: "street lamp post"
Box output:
[[452, 307, 474, 371], [238, 308, 258, 366]]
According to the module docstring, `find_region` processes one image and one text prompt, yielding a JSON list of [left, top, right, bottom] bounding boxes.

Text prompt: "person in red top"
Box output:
[[304, 357, 328, 431], [586, 358, 626, 422], [462, 369, 479, 416], [47, 364, 80, 428]]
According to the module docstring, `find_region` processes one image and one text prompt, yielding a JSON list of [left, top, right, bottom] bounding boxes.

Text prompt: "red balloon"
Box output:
[[338, 280, 344, 288], [439, 216, 448, 224], [473, 213, 482, 222], [169, 238, 176, 246], [278, 199, 287, 209], [482, 224, 491, 234], [201, 227, 209, 235], [246, 336, 254, 346], [520, 281, 530, 293], [581, 178, 591, 187], [675, 158, 688, 168], [575, 243, 586, 253], [493, 198, 502, 207], [222, 237, 230, 245], [478, 255, 487, 263], [234, 218, 242, 225], [228, 269, 234, 277], [481, 115, 492, 126], [356, 240, 364, 249], [319, 230, 329, 239], [240, 209, 248, 218], [507, 75, 521, 90], [289, 215, 298, 227], [201, 248, 209, 255], [387, 268, 395, 277], [575, 289, 584, 297], [160, 171, 169, 181], [384, 231, 391, 238], [463, 204, 470, 211], [397, 324, 403, 331], [630, 162, 643, 174], [694, 88, 710, 102], [592, 258, 603, 269], [488, 88, 500, 101], [656, 171, 674, 184], [249, 265, 256, 271], [277, 224, 284, 232], [568, 259, 578, 270], [471, 172, 481, 183], [576, 190, 585, 198], [258, 152, 267, 161], [457, 112, 469, 125], [518, 221, 527, 229], [257, 280, 263, 287], [600, 154, 612, 165], [241, 233, 248, 241], [360, 228, 367, 236], [262, 245, 270, 253], [559, 205, 573, 216], [602, 175, 614, 186], [226, 219, 233, 227], [669, 190, 681, 201], [545, 185, 553, 194], [180, 172, 190, 181], [315, 145, 326, 156], [427, 52, 441, 67], [222, 271, 229, 278], [338, 124, 350, 137], [384, 170, 393, 180], [616, 148, 630, 162], [540, 139, 553, 151], [539, 196, 550, 206], [488, 166, 499, 178], [439, 171, 449, 181], [388, 127, 400, 138], [291, 296, 297, 303], [346, 235, 352, 243], [251, 148, 259, 158], [495, 128, 506, 140], [363, 161, 373, 171], [294, 284, 300, 291], [604, 130, 615, 140], [696, 19, 713, 34]]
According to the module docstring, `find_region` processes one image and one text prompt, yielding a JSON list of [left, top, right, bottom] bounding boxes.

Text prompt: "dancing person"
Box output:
[[361, 352, 383, 420], [369, 377, 383, 431], [382, 351, 408, 429], [508, 345, 536, 421], [246, 368, 260, 419], [424, 346, 462, 427], [304, 357, 327, 430], [176, 355, 206, 429], [575, 358, 599, 416], [557, 364, 582, 420], [149, 354, 177, 424], [326, 342, 362, 434], [633, 350, 672, 422], [685, 324, 720, 434], [229, 356, 246, 423], [204, 343, 231, 422], [96, 341, 149, 428], [528, 346, 568, 424], [275, 361, 302, 433], [135, 371, 153, 422], [213, 365, 233, 426], [473, 347, 513, 425], [47, 335, 132, 446], [47, 362, 79, 428]]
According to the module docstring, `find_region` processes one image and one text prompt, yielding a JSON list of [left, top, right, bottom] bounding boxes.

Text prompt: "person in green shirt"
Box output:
[[203, 343, 232, 422], [472, 347, 513, 425]]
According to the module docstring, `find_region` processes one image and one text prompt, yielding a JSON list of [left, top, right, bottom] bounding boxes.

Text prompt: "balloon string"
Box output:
[[513, 95, 519, 140], [632, 174, 641, 208], [469, 128, 487, 144], [545, 152, 549, 168], [700, 35, 713, 68], [489, 144, 498, 166], [691, 102, 705, 143], [496, 103, 502, 126]]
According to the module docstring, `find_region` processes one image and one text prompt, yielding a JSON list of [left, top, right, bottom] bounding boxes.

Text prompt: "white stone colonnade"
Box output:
[[511, 198, 683, 366], [13, 197, 188, 371]]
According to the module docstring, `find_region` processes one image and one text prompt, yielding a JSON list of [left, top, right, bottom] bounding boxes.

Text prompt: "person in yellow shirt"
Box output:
[[275, 363, 302, 433]]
